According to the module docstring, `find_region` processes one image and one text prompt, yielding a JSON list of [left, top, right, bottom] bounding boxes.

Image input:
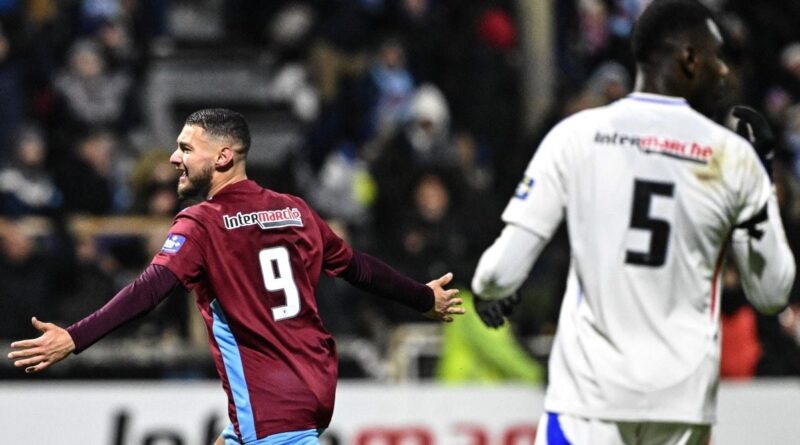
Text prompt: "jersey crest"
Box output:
[[161, 234, 186, 254], [514, 176, 535, 200]]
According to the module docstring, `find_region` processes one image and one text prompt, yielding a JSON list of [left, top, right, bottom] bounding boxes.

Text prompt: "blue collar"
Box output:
[[624, 93, 688, 106]]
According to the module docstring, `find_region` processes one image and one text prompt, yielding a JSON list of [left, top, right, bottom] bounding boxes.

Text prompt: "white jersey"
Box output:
[[503, 93, 771, 424]]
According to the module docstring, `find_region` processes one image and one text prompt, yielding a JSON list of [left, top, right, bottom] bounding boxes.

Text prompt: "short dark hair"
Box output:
[[185, 108, 251, 154], [631, 0, 715, 65]]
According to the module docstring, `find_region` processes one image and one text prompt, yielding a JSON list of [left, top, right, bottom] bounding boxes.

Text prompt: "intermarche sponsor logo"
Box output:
[[594, 131, 713, 164], [223, 207, 303, 230]]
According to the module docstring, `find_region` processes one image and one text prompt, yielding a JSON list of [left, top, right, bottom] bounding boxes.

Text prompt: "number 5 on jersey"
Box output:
[[259, 247, 301, 321], [625, 179, 675, 267]]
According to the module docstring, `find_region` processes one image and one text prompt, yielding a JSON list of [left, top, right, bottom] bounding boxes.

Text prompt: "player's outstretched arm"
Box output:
[[338, 251, 464, 321], [423, 272, 464, 322], [7, 264, 183, 375], [731, 193, 796, 314], [7, 317, 75, 373]]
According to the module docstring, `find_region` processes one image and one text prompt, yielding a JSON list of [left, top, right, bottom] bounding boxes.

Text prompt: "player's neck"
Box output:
[[634, 67, 683, 99], [207, 171, 248, 199]]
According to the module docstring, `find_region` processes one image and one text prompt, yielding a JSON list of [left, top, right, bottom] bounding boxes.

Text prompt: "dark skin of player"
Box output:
[[634, 19, 729, 116]]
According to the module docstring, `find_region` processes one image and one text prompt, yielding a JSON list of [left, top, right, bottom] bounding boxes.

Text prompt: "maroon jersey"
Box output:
[[151, 180, 353, 441]]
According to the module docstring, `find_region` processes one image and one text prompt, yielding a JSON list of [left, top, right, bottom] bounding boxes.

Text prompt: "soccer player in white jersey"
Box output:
[[471, 1, 795, 444]]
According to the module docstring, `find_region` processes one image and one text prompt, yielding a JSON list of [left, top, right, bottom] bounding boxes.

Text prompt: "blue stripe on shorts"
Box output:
[[211, 299, 257, 442], [547, 412, 572, 445]]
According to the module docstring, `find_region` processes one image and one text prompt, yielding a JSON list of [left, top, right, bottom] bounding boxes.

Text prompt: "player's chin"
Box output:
[[176, 182, 194, 200]]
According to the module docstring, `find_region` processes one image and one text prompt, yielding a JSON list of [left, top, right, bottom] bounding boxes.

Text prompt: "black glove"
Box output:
[[730, 105, 775, 179], [474, 293, 521, 328]]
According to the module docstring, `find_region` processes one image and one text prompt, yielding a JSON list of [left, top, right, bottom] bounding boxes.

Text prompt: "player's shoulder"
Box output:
[[168, 203, 213, 235], [685, 107, 755, 156], [176, 201, 212, 220], [265, 188, 313, 213]]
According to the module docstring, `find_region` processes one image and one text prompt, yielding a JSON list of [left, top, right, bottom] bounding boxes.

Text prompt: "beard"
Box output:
[[177, 163, 214, 200]]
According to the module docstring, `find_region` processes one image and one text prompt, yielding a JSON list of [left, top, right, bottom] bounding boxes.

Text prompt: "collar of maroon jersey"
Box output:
[[208, 179, 258, 200]]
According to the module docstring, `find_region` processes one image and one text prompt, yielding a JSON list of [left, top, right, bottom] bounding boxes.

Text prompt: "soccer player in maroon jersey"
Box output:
[[7, 108, 465, 445]]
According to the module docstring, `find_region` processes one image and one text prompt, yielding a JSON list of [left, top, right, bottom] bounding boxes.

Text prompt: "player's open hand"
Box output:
[[424, 272, 464, 322], [7, 317, 75, 373]]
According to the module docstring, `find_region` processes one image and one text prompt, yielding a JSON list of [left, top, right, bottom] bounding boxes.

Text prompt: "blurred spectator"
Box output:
[[80, 0, 123, 33], [308, 141, 376, 228], [55, 233, 118, 324], [308, 0, 378, 105], [0, 125, 63, 216], [265, 3, 315, 59], [305, 2, 392, 171], [390, 172, 471, 287], [53, 39, 132, 136], [128, 150, 178, 216], [268, 63, 320, 123], [585, 61, 631, 105], [452, 129, 493, 193], [57, 130, 129, 214], [0, 222, 56, 338], [0, 23, 24, 152], [763, 86, 793, 131], [95, 16, 138, 76], [462, 5, 520, 181], [360, 37, 415, 141], [368, 84, 458, 229]]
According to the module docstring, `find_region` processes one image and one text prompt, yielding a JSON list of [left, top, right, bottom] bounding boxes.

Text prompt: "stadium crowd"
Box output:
[[2, 0, 800, 380]]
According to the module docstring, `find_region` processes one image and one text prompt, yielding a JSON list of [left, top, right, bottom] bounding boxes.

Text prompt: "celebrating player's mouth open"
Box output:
[[8, 108, 464, 445], [172, 124, 217, 200]]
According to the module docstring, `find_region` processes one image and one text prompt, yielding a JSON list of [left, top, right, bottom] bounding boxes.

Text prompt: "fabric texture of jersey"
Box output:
[[503, 93, 771, 424], [152, 180, 353, 440]]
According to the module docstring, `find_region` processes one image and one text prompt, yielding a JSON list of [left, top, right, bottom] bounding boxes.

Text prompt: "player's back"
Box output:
[[520, 93, 770, 423], [156, 180, 352, 440]]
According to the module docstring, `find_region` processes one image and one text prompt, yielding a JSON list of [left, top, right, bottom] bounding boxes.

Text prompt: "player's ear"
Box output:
[[216, 146, 235, 169], [678, 43, 697, 80]]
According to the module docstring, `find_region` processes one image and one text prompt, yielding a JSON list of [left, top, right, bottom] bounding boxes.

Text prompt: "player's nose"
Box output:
[[169, 148, 182, 166]]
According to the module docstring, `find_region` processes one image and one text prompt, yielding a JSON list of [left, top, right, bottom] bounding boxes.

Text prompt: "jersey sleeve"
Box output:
[[312, 210, 354, 276], [501, 119, 572, 239], [150, 215, 207, 290], [730, 135, 771, 225]]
